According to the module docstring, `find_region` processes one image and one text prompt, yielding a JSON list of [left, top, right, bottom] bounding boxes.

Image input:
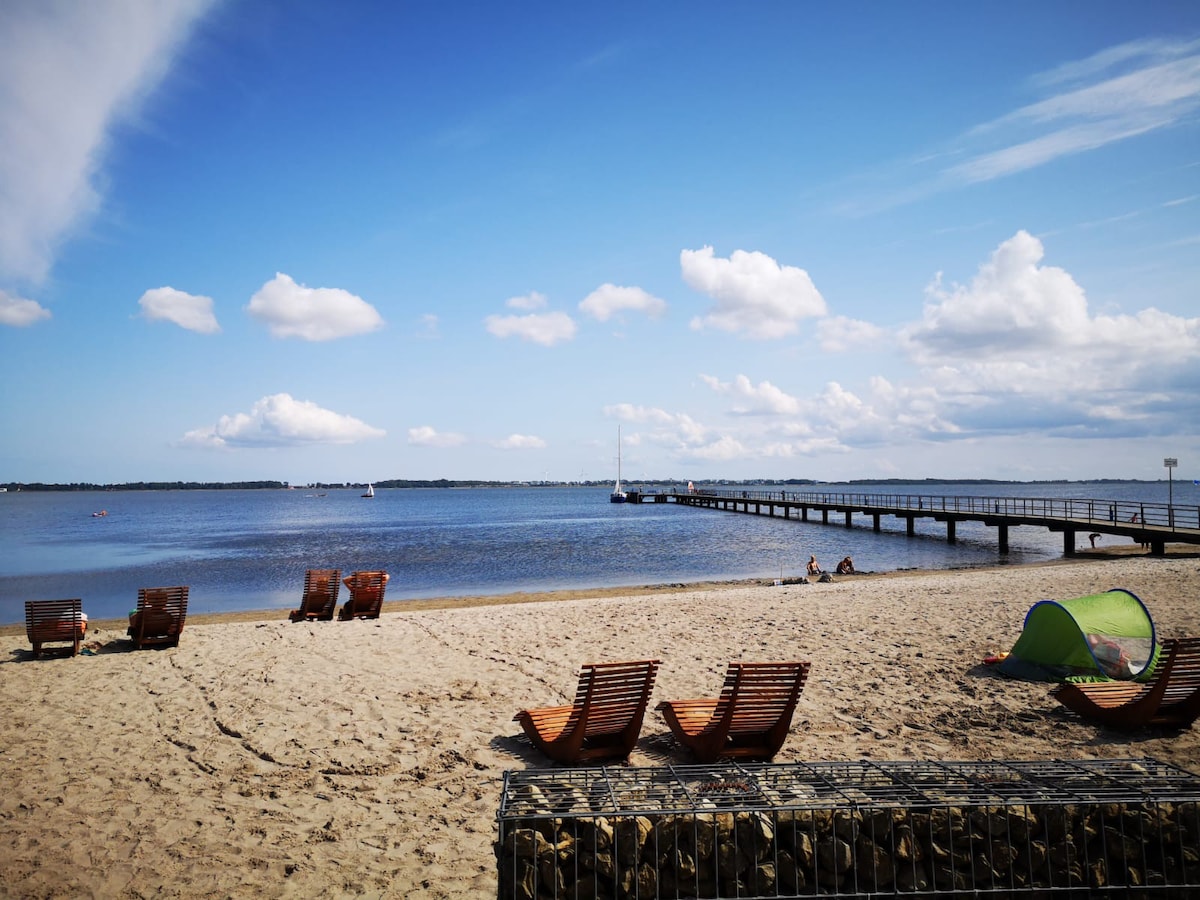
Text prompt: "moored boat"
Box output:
[[610, 427, 627, 503]]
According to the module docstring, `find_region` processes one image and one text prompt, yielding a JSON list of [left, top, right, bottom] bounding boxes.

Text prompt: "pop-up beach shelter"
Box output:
[[997, 588, 1157, 682]]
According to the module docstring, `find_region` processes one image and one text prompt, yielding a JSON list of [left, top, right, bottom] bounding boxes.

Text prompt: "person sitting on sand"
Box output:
[[836, 556, 855, 575], [806, 555, 822, 576]]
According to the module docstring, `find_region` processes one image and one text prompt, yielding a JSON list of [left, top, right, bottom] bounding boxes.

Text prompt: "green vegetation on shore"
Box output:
[[0, 477, 1169, 493]]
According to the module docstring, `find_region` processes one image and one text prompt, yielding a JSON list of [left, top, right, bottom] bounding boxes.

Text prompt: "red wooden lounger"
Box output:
[[658, 661, 812, 762], [515, 660, 662, 763]]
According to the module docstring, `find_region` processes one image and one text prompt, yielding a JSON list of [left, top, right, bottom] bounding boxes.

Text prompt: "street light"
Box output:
[[1165, 457, 1177, 515]]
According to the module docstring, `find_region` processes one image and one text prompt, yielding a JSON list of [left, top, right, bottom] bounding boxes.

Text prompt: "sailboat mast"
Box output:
[[616, 425, 622, 489]]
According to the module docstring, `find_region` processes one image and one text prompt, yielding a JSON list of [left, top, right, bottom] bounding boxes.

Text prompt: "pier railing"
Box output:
[[765, 490, 1199, 532], [672, 488, 1200, 536]]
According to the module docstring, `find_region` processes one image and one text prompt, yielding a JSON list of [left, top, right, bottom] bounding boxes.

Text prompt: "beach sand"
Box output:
[[2, 553, 1199, 898]]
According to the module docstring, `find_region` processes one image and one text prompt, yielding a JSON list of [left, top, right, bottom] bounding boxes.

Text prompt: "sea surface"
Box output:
[[0, 481, 1186, 624]]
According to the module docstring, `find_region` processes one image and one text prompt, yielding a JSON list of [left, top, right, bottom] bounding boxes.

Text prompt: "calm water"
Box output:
[[0, 482, 1184, 624]]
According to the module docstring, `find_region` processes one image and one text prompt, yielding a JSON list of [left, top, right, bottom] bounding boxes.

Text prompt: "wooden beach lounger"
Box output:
[[657, 661, 811, 762], [128, 586, 189, 650], [514, 659, 662, 763], [25, 599, 86, 658], [1051, 637, 1200, 729], [288, 568, 341, 622], [337, 571, 389, 620]]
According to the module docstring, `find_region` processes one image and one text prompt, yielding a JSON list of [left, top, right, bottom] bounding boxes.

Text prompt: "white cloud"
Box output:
[[408, 425, 467, 448], [683, 435, 750, 462], [699, 373, 801, 416], [246, 273, 384, 341], [605, 403, 718, 452], [0, 0, 217, 284], [904, 230, 1200, 372], [505, 291, 548, 310], [493, 433, 546, 450], [179, 394, 385, 449], [0, 289, 51, 327], [681, 246, 827, 338], [816, 315, 888, 353], [485, 310, 577, 346], [899, 230, 1200, 433], [138, 286, 219, 334], [578, 283, 667, 322]]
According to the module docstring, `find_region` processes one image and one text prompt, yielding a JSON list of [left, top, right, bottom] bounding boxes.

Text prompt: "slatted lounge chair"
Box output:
[[288, 568, 341, 622], [657, 660, 812, 762], [25, 599, 86, 658], [337, 571, 389, 620], [514, 659, 662, 763], [1050, 637, 1200, 729], [127, 586, 189, 650]]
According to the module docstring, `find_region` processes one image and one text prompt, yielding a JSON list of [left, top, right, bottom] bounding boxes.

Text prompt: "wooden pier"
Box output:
[[623, 488, 1200, 557]]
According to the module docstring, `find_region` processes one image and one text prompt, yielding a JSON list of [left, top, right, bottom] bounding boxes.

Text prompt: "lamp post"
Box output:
[[1165, 457, 1177, 524]]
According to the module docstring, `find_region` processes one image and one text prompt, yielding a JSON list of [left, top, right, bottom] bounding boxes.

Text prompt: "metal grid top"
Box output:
[[498, 758, 1200, 820]]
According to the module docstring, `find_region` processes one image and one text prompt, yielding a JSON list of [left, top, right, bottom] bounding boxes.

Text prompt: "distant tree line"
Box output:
[[1, 476, 1162, 493], [3, 481, 288, 492]]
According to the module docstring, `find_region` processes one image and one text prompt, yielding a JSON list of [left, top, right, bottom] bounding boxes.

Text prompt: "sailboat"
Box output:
[[362, 483, 375, 498], [610, 427, 627, 503]]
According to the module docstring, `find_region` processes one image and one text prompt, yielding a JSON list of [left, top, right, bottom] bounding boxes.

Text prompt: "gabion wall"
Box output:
[[496, 758, 1200, 899]]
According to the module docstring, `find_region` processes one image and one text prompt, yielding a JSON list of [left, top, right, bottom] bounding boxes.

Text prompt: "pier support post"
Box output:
[[802, 507, 809, 522], [1063, 530, 1075, 556], [906, 516, 915, 536], [1151, 540, 1165, 556], [997, 524, 1009, 554], [946, 520, 956, 545], [821, 509, 829, 524], [844, 511, 852, 528], [872, 513, 881, 532]]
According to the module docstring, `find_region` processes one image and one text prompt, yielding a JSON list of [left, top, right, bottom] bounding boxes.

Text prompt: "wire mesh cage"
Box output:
[[496, 758, 1200, 899]]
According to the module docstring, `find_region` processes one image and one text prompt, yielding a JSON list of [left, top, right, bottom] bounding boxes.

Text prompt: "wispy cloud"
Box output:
[[0, 0, 219, 285], [954, 38, 1200, 183], [842, 37, 1200, 214]]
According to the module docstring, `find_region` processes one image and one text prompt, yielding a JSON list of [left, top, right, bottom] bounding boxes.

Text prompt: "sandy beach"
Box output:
[[2, 552, 1199, 898]]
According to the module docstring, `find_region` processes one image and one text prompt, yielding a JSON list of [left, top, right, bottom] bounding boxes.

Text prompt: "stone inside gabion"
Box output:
[[497, 760, 1200, 899], [498, 800, 1200, 899]]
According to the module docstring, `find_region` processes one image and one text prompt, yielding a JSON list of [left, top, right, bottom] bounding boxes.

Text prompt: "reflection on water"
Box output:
[[0, 482, 1185, 623]]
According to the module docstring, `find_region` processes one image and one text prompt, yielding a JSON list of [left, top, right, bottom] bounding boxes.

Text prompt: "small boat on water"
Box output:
[[362, 484, 375, 498], [610, 427, 627, 504]]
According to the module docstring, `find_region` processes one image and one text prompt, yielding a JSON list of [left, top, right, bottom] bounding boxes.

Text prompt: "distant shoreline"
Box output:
[[0, 477, 1180, 493]]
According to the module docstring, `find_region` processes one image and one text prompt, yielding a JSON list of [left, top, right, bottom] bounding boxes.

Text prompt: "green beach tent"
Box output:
[[997, 588, 1157, 682]]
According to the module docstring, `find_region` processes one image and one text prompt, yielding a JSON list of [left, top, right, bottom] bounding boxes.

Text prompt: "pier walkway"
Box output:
[[624, 488, 1200, 557]]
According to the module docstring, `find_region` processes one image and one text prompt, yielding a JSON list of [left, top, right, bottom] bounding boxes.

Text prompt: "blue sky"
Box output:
[[2, 1, 1198, 485]]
